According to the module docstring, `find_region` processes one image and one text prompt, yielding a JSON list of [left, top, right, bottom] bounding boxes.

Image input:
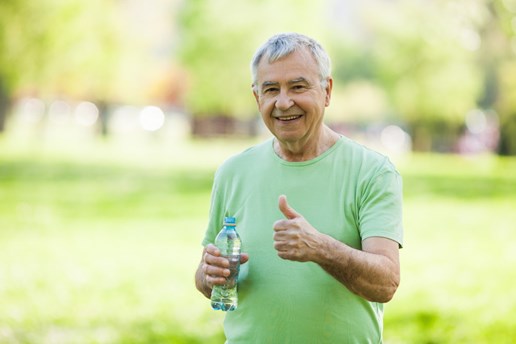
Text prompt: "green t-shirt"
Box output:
[[202, 136, 403, 343]]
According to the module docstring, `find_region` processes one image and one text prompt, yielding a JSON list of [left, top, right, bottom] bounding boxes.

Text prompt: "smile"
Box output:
[[276, 115, 302, 121]]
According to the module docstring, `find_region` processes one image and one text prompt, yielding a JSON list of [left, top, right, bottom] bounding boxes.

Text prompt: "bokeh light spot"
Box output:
[[139, 106, 165, 132], [48, 100, 72, 124], [74, 101, 99, 127]]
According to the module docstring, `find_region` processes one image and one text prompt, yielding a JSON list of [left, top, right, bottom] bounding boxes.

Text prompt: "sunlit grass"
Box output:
[[1, 134, 515, 343], [386, 154, 516, 343], [0, 134, 237, 343]]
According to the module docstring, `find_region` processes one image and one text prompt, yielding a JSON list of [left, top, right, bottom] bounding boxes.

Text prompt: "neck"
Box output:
[[274, 126, 340, 162]]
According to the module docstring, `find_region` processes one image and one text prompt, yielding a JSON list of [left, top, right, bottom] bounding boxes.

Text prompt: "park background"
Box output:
[[1, 0, 516, 343]]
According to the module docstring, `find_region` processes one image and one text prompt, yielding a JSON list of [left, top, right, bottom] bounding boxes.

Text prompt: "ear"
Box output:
[[252, 86, 260, 107], [324, 77, 333, 107]]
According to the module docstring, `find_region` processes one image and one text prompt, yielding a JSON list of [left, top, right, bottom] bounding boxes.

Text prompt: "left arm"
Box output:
[[312, 235, 399, 303], [273, 195, 400, 303]]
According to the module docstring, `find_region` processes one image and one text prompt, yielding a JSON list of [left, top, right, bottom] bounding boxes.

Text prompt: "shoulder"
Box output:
[[338, 136, 399, 176], [332, 136, 401, 193], [214, 138, 273, 179]]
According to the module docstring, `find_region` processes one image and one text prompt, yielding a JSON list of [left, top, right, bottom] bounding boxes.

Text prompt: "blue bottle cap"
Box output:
[[223, 217, 236, 225]]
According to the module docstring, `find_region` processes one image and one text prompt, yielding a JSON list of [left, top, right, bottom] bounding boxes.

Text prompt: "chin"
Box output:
[[276, 135, 304, 144]]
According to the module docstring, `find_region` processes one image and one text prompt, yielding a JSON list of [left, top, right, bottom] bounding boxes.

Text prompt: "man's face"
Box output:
[[253, 48, 332, 147]]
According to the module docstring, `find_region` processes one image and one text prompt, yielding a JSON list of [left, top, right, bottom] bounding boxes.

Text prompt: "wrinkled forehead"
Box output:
[[253, 48, 321, 91]]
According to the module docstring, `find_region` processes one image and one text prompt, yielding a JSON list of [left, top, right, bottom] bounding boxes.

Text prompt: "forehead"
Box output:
[[256, 48, 319, 84]]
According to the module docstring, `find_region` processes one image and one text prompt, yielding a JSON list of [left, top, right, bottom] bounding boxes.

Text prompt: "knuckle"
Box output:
[[204, 250, 215, 261]]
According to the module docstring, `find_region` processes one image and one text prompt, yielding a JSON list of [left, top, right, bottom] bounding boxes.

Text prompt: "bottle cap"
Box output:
[[223, 217, 236, 225]]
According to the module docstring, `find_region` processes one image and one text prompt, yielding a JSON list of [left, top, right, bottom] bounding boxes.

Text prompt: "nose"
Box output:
[[275, 90, 293, 111]]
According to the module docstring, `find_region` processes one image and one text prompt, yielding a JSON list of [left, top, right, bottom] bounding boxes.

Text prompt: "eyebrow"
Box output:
[[289, 77, 309, 85], [260, 77, 310, 88], [261, 81, 279, 88]]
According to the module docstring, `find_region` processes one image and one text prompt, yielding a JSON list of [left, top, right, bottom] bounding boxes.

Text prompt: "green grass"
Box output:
[[1, 135, 516, 343], [386, 154, 516, 343]]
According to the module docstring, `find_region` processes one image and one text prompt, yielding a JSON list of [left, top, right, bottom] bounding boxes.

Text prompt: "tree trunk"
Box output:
[[0, 77, 10, 133], [498, 115, 516, 156], [96, 100, 109, 137], [409, 120, 462, 153]]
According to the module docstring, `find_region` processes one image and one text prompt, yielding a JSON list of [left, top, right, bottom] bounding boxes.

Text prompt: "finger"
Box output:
[[273, 242, 294, 261], [240, 253, 250, 264], [272, 219, 291, 232], [204, 248, 229, 269], [278, 195, 302, 220], [205, 244, 221, 257], [273, 239, 287, 251], [203, 262, 230, 278], [205, 274, 229, 288], [273, 230, 289, 243]]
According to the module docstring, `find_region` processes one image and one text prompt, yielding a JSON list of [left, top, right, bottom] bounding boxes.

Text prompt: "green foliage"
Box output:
[[363, 1, 482, 124], [1, 136, 516, 343], [177, 0, 257, 117], [0, 0, 121, 99], [1, 0, 515, 153], [177, 0, 330, 118]]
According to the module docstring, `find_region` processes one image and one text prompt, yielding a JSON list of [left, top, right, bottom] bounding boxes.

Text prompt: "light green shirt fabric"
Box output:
[[202, 136, 403, 343]]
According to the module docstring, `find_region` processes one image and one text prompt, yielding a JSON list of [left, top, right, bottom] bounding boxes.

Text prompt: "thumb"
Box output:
[[240, 252, 249, 265], [278, 195, 302, 219]]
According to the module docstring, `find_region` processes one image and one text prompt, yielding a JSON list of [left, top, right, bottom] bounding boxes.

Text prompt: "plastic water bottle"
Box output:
[[210, 216, 241, 311]]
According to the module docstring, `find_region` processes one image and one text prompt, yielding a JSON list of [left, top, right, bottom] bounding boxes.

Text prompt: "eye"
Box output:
[[263, 87, 279, 94], [292, 84, 308, 92]]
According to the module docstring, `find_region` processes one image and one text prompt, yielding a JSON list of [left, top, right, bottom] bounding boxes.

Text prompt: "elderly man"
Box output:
[[195, 32, 403, 343]]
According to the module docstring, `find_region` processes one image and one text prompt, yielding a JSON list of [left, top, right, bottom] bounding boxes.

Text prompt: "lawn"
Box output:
[[1, 134, 515, 343]]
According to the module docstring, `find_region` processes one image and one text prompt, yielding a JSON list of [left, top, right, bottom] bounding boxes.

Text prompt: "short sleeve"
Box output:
[[201, 170, 225, 247], [358, 167, 403, 247]]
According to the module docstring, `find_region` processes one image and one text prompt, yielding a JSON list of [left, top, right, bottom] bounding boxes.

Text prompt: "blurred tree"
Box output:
[[359, 1, 483, 151], [177, 0, 255, 119], [479, 0, 516, 155], [326, 38, 390, 124], [351, 0, 516, 154], [0, 0, 122, 133], [0, 78, 8, 131], [176, 0, 516, 149], [177, 0, 329, 124]]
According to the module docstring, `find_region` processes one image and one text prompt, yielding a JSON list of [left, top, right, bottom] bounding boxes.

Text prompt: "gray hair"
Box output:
[[251, 32, 331, 91]]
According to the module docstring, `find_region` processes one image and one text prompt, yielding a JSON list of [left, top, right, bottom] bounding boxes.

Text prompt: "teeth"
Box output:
[[278, 115, 300, 121]]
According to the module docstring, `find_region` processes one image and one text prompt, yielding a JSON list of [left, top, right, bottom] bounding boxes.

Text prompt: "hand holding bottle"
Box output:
[[203, 243, 249, 289], [208, 217, 247, 311]]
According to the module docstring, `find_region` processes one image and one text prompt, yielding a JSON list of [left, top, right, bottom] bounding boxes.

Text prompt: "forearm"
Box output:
[[314, 235, 400, 303]]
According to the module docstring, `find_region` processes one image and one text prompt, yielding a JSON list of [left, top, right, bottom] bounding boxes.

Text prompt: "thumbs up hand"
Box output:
[[273, 195, 322, 262]]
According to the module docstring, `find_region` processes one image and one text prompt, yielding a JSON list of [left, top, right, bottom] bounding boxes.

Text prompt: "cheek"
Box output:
[[258, 98, 274, 115]]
